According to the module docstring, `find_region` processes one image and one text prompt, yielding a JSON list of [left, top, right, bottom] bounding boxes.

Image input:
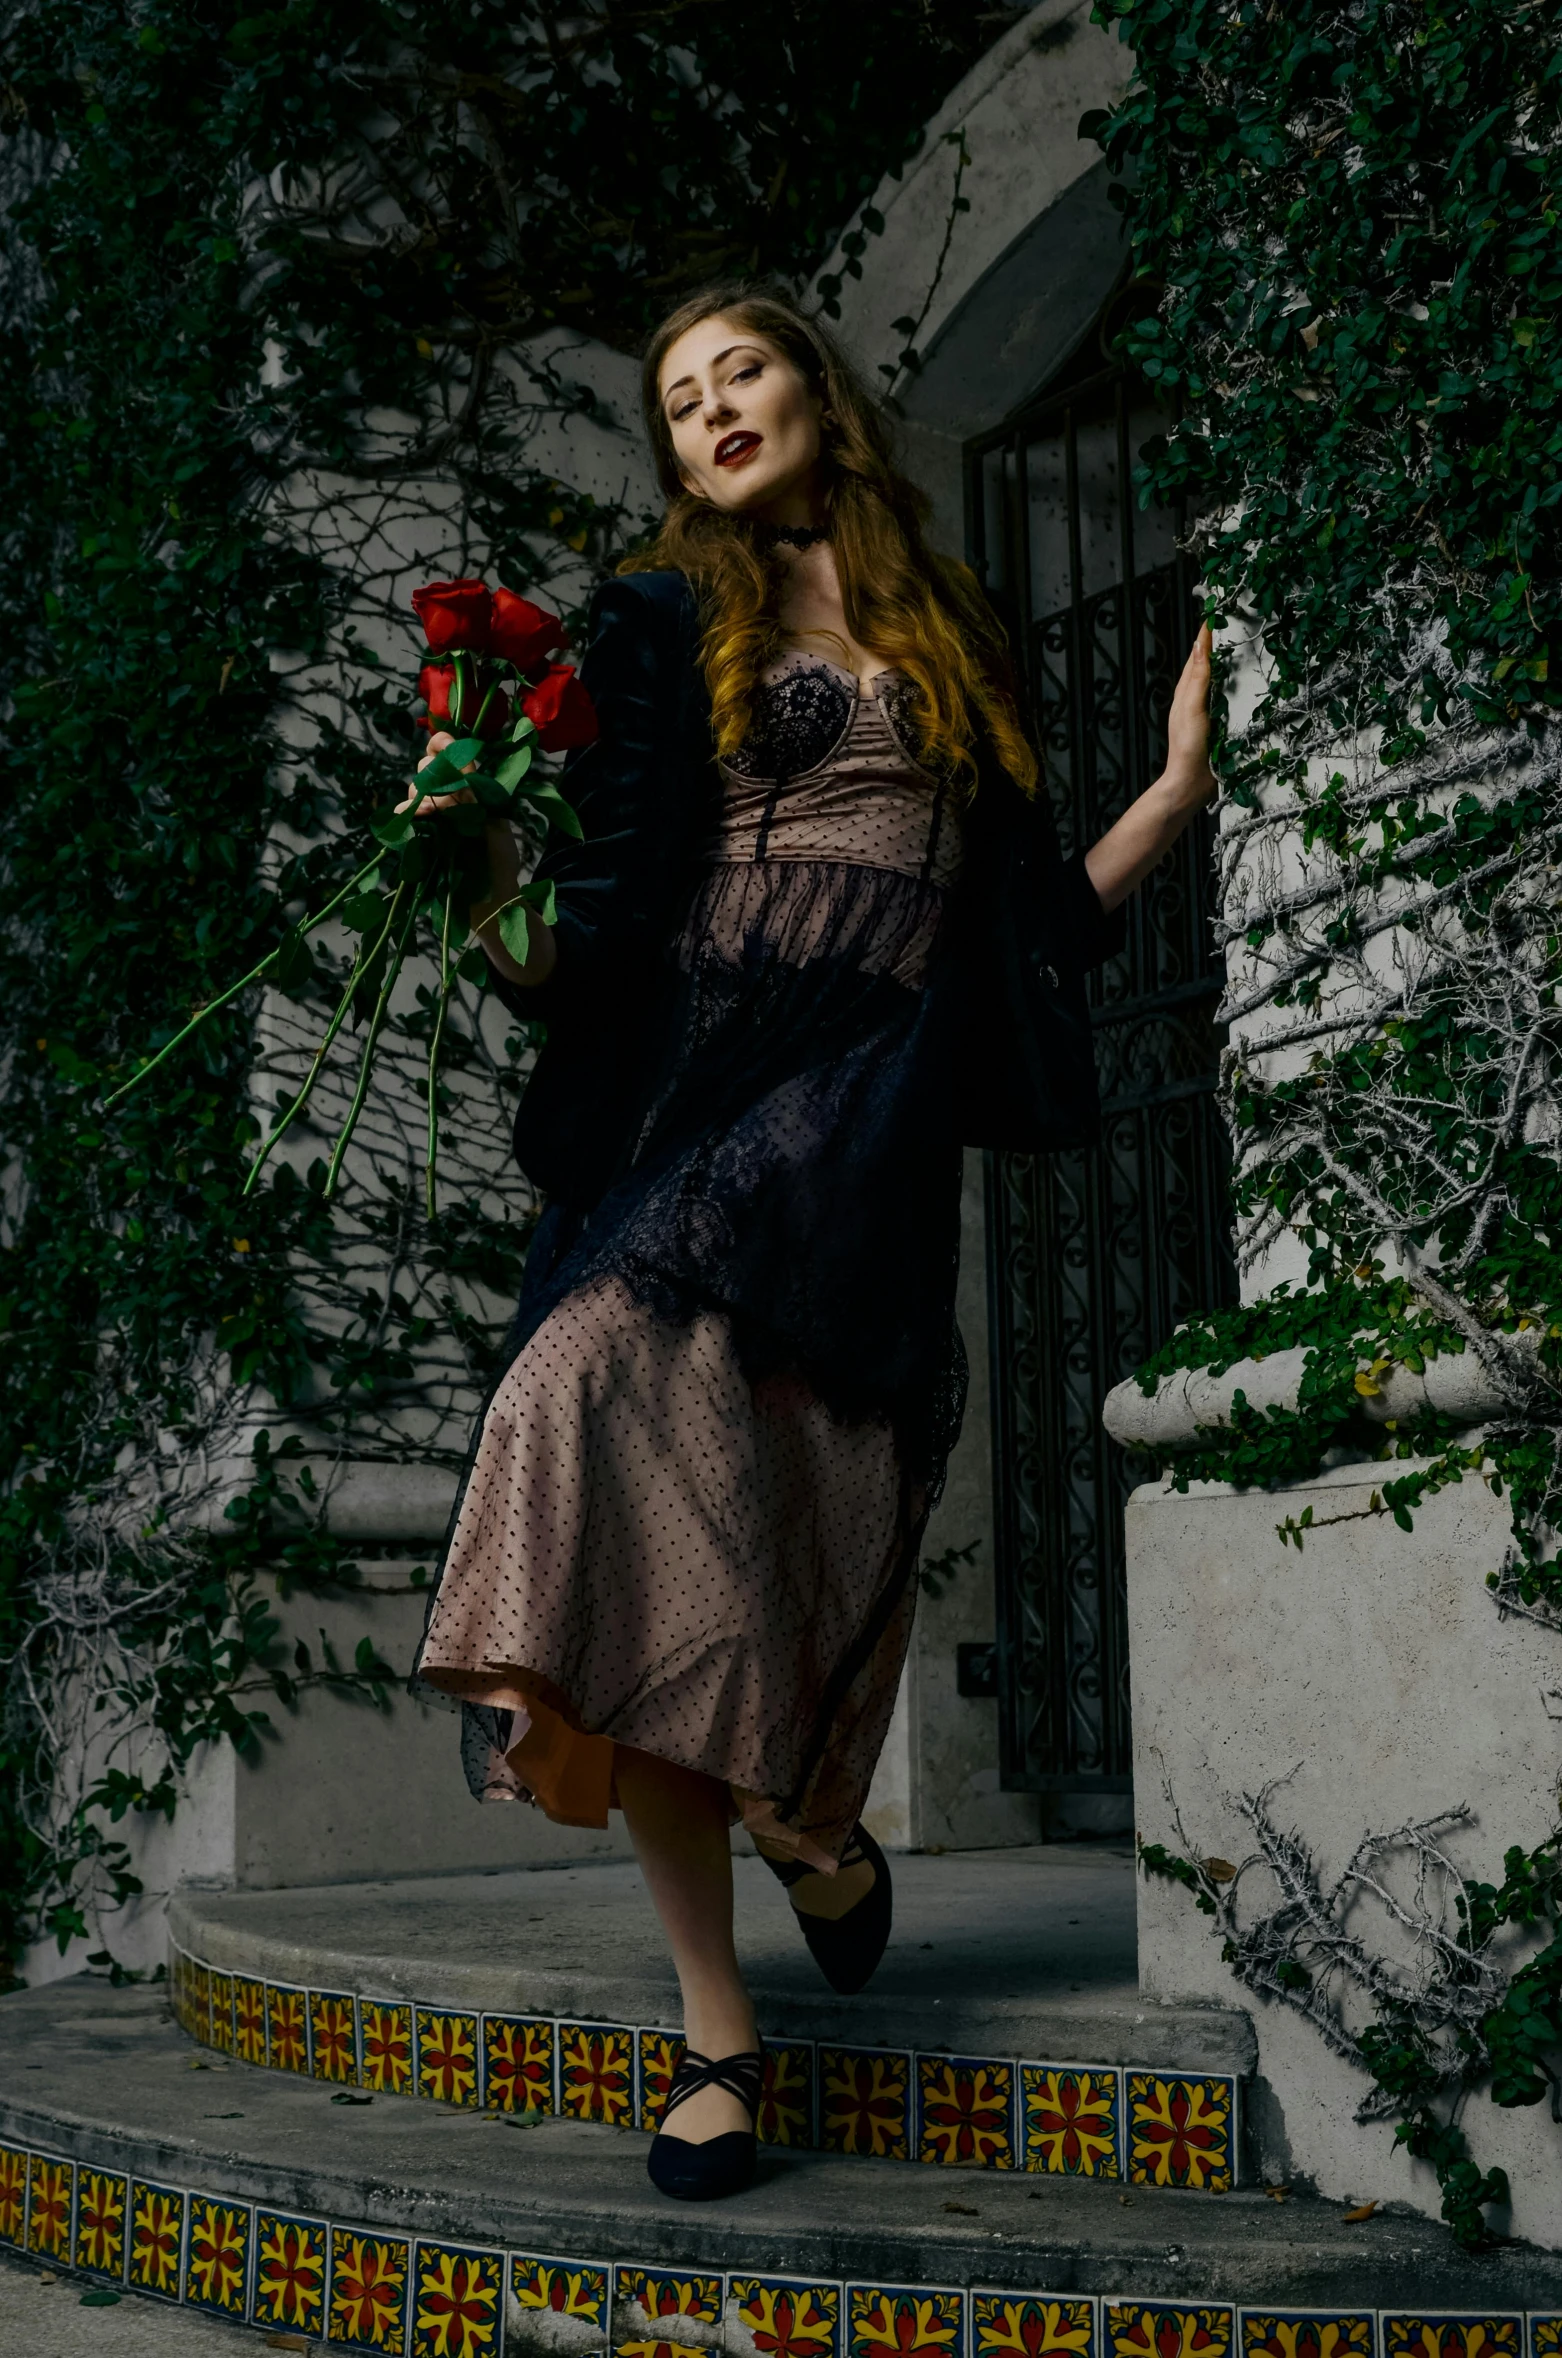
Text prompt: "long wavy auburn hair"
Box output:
[[620, 284, 1037, 795]]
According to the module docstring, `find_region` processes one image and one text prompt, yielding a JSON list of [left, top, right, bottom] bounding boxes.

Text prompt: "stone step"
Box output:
[[169, 1848, 1256, 2202], [8, 1975, 1562, 2330], [170, 1846, 1254, 2074]]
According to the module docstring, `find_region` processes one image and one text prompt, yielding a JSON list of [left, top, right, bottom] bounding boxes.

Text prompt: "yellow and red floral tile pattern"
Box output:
[[166, 1939, 1255, 2190], [2, 2136, 1554, 2358]]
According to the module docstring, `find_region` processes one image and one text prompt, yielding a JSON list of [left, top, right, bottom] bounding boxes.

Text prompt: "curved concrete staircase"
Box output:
[[6, 1846, 1562, 2350]]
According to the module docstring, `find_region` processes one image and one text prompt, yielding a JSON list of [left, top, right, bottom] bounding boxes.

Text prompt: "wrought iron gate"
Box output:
[[966, 356, 1236, 1792]]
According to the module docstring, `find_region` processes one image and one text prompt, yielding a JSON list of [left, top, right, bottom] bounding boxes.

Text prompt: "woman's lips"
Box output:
[[714, 431, 762, 467]]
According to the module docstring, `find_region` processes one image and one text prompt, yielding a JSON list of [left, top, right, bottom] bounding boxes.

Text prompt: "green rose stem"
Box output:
[[322, 882, 424, 1200], [423, 871, 458, 1222], [100, 849, 386, 1111], [241, 880, 410, 1196]]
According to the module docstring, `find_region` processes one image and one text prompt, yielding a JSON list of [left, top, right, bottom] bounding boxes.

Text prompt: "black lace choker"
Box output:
[[754, 519, 831, 551]]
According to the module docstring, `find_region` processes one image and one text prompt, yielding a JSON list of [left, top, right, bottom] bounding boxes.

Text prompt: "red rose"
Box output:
[[417, 661, 511, 738], [521, 664, 598, 751], [411, 579, 493, 657], [486, 587, 565, 673]]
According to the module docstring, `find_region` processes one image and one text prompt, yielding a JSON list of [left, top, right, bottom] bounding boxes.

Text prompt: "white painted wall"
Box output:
[[1128, 1458, 1562, 2247]]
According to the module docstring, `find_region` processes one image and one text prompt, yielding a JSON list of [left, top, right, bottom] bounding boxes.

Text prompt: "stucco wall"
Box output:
[[1128, 1457, 1562, 2248]]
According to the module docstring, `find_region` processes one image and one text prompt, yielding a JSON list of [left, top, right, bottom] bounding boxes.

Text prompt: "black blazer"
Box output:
[[497, 570, 1123, 1208]]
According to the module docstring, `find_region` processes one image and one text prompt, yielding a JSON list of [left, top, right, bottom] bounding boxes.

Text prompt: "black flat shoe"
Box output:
[[646, 2046, 763, 2201], [761, 1822, 893, 1995]]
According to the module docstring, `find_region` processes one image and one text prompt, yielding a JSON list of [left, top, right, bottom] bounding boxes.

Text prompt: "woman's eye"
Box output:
[[733, 363, 762, 384]]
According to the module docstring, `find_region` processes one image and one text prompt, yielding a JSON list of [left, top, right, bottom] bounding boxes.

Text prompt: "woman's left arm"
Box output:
[[1083, 624, 1216, 914]]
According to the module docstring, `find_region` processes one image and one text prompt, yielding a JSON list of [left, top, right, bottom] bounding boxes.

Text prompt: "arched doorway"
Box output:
[[965, 318, 1237, 1797]]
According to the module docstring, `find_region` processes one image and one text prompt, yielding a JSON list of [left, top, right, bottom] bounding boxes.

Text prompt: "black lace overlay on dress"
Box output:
[[489, 855, 966, 1494], [722, 661, 856, 784]]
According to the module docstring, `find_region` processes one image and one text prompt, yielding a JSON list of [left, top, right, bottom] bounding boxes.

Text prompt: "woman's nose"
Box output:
[[703, 386, 736, 428]]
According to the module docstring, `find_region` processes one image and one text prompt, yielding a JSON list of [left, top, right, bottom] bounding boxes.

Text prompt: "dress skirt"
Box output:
[[415, 848, 966, 1868]]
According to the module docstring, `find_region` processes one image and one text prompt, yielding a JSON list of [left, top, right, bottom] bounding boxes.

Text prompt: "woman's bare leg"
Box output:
[[615, 1748, 758, 2143]]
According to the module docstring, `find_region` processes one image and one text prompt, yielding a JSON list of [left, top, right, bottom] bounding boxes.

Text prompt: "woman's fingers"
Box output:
[[1163, 623, 1216, 803], [395, 729, 479, 816]]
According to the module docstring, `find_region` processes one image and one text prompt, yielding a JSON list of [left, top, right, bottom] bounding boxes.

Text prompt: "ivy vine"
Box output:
[[0, 0, 1000, 1982], [1092, 0, 1562, 2241]]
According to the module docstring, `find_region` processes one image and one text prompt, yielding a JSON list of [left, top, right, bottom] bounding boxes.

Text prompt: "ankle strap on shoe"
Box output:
[[664, 2046, 764, 2120], [757, 1824, 870, 1889]]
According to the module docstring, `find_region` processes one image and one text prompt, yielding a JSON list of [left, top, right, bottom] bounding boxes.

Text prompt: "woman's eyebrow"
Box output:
[[662, 344, 759, 404]]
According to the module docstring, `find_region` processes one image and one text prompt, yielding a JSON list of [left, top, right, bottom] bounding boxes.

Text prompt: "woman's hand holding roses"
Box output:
[[398, 732, 557, 988]]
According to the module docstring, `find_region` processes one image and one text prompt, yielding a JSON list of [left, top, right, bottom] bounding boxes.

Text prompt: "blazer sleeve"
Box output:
[[488, 572, 697, 1027]]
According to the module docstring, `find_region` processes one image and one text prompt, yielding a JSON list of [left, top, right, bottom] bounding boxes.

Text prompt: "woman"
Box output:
[[411, 285, 1215, 2201]]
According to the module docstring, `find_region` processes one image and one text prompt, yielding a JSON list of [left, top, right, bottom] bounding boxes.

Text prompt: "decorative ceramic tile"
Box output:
[[208, 1968, 235, 2054], [128, 2180, 186, 2299], [484, 2013, 555, 2115], [1104, 2304, 1233, 2358], [1021, 2064, 1121, 2180], [1125, 2072, 1235, 2192], [170, 1946, 189, 2031], [1381, 2323, 1521, 2358], [819, 2046, 911, 2161], [758, 2040, 815, 2149], [189, 1958, 212, 2043], [511, 2252, 610, 2340], [636, 2029, 686, 2131], [268, 1982, 310, 2075], [361, 1998, 415, 2096], [974, 2292, 1096, 2358], [1241, 2319, 1374, 2358], [311, 1989, 359, 2083], [73, 2166, 128, 2278], [330, 2225, 411, 2354], [26, 2153, 72, 2261], [253, 2209, 329, 2336], [615, 2266, 722, 2358], [730, 2275, 841, 2358], [1533, 2324, 1562, 2358], [234, 1973, 268, 2066], [847, 2285, 964, 2358], [412, 2240, 504, 2358], [0, 2143, 26, 2248], [416, 2008, 480, 2107], [916, 2053, 1014, 2168], [560, 2022, 635, 2126], [185, 2193, 251, 2316]]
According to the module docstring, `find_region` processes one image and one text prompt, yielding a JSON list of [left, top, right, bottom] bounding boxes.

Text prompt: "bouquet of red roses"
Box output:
[[108, 578, 594, 1216]]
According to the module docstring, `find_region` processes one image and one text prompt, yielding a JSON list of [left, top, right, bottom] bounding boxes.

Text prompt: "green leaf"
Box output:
[[495, 742, 535, 790], [369, 808, 413, 848], [342, 891, 388, 934], [497, 901, 531, 965], [520, 876, 559, 925], [520, 783, 583, 839]]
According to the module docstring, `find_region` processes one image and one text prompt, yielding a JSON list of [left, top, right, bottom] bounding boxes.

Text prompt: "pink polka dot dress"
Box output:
[[416, 654, 967, 1868]]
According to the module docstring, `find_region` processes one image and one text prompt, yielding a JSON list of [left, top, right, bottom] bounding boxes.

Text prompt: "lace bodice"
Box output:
[[707, 651, 962, 889]]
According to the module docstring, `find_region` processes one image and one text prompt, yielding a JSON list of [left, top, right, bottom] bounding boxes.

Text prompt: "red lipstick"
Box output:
[[714, 431, 761, 467]]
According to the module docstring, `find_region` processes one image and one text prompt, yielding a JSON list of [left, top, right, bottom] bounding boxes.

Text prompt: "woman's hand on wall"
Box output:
[[398, 731, 557, 988], [1082, 626, 1217, 914]]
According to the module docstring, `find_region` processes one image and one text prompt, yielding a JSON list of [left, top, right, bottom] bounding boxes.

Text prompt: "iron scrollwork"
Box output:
[[970, 367, 1235, 1791]]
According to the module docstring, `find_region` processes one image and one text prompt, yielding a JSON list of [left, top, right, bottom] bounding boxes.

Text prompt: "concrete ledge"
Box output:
[[9, 1979, 1562, 2305], [169, 1850, 1256, 2077], [1128, 1460, 1562, 2250]]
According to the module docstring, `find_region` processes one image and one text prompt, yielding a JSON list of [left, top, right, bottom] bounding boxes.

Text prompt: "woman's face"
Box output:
[[658, 315, 825, 518]]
